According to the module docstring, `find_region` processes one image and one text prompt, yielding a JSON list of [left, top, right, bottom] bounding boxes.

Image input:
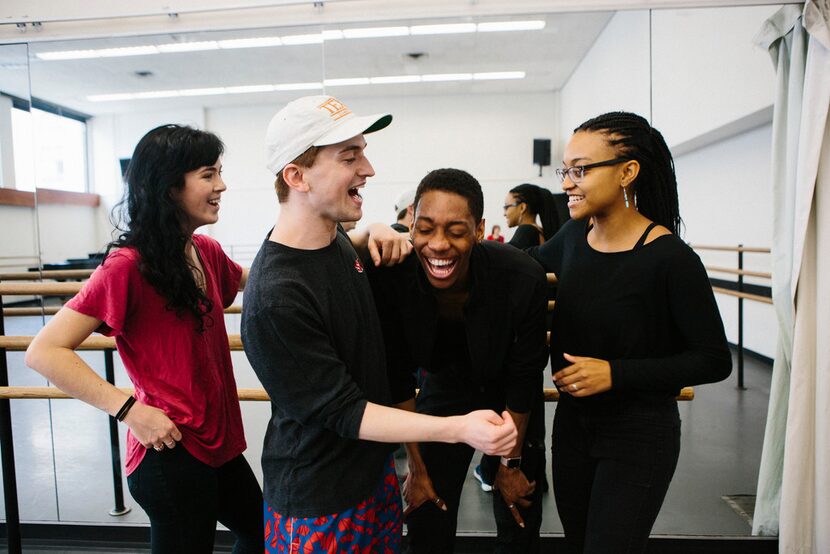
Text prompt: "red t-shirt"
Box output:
[[66, 234, 245, 474]]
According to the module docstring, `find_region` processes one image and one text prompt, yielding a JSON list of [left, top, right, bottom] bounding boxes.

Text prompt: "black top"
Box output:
[[241, 228, 395, 517], [369, 240, 548, 418], [528, 219, 732, 417], [509, 224, 544, 250]]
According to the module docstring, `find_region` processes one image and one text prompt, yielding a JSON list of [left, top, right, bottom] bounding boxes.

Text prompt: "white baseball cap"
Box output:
[[265, 95, 392, 175], [394, 188, 417, 213]]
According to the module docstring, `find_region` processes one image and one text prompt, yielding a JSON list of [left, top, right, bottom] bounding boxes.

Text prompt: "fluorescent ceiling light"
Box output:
[[97, 46, 159, 57], [473, 71, 525, 80], [86, 70, 525, 101], [281, 33, 324, 45], [477, 20, 546, 32], [410, 23, 477, 36], [37, 49, 100, 60], [322, 30, 345, 40], [87, 92, 136, 102], [343, 26, 409, 39], [132, 90, 180, 99], [273, 82, 324, 91], [180, 87, 227, 96], [157, 41, 219, 53], [324, 77, 371, 87], [370, 75, 422, 84], [421, 73, 473, 82], [218, 37, 282, 49], [38, 20, 546, 60], [226, 84, 276, 94]]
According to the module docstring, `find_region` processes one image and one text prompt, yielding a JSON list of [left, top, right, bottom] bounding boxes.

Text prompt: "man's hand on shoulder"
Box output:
[[349, 222, 413, 267]]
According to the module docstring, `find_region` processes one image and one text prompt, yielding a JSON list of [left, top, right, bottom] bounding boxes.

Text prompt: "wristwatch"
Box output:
[[500, 456, 522, 469]]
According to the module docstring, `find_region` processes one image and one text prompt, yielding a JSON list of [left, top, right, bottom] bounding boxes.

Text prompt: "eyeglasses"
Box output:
[[555, 157, 630, 184], [503, 202, 521, 210]]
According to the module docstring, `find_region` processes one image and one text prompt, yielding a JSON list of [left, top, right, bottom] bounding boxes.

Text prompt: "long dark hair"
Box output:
[[509, 183, 559, 240], [575, 112, 681, 234], [108, 124, 224, 330]]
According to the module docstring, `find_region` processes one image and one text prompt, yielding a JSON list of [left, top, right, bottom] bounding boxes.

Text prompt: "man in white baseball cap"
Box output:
[[242, 95, 518, 552], [392, 188, 417, 233]]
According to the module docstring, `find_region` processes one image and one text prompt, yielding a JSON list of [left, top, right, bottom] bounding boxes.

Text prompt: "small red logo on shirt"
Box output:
[[354, 258, 364, 273]]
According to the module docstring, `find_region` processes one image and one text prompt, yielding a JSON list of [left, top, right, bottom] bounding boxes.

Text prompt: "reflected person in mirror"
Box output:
[[528, 112, 732, 553]]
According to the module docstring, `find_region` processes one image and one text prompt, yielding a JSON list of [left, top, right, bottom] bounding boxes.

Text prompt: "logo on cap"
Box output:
[[318, 97, 352, 121]]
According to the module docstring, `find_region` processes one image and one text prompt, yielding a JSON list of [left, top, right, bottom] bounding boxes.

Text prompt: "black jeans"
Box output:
[[404, 440, 544, 554], [127, 446, 263, 554], [551, 404, 681, 554]]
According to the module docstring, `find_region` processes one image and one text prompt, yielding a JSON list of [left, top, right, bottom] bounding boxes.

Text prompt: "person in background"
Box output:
[[392, 188, 417, 232], [529, 112, 732, 553], [241, 96, 517, 553], [25, 125, 263, 553], [371, 168, 548, 553], [504, 183, 566, 249], [487, 224, 505, 242]]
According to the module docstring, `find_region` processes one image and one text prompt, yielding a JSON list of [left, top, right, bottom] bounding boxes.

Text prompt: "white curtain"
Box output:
[[752, 2, 830, 551]]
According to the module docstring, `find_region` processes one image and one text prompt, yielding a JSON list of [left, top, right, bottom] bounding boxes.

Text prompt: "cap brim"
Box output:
[[313, 113, 393, 147]]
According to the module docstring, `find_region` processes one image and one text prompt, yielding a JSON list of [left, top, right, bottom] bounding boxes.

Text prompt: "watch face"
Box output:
[[502, 457, 522, 469]]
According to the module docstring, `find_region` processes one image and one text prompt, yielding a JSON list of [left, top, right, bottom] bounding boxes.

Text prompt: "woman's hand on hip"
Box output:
[[123, 401, 182, 451]]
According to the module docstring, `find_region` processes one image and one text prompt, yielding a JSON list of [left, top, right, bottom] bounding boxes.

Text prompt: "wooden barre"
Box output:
[[705, 265, 771, 279], [0, 282, 84, 296], [546, 273, 557, 284], [3, 305, 243, 317], [691, 245, 770, 254], [0, 385, 694, 402], [0, 269, 94, 281], [0, 335, 244, 351], [712, 287, 773, 305]]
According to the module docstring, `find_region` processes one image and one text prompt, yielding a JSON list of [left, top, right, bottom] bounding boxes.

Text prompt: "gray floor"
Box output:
[[1, 310, 770, 549]]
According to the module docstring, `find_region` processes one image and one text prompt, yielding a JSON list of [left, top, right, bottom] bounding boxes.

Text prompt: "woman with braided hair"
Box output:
[[528, 112, 731, 553]]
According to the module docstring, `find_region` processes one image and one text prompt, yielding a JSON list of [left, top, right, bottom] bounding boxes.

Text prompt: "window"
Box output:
[[11, 105, 88, 193]]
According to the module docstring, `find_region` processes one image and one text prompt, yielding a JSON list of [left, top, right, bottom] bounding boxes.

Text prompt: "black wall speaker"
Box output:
[[533, 138, 551, 167]]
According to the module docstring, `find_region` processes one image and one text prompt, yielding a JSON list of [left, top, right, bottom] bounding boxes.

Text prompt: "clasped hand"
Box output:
[[553, 353, 612, 397]]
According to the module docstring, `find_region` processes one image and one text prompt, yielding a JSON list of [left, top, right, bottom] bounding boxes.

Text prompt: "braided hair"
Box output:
[[575, 112, 681, 234], [508, 183, 560, 240], [108, 124, 224, 331]]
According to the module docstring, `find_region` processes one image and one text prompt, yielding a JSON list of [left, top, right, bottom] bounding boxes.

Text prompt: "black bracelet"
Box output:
[[114, 396, 136, 422]]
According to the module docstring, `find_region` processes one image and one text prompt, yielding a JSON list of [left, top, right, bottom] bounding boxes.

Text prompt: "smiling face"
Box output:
[[298, 134, 375, 224], [173, 159, 225, 233], [561, 131, 635, 220], [412, 189, 484, 291], [503, 192, 523, 227]]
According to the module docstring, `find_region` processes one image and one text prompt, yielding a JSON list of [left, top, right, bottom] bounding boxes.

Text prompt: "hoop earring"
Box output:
[[623, 187, 630, 209], [634, 191, 638, 210]]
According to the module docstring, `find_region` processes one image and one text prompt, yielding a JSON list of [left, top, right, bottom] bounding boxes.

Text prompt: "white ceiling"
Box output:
[[2, 11, 614, 115]]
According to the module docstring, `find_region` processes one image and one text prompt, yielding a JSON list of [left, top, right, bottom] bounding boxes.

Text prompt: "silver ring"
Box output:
[[571, 383, 578, 391], [154, 444, 164, 451], [508, 503, 516, 509]]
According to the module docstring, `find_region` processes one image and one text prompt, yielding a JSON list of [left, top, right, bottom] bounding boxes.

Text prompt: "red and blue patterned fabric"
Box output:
[[264, 455, 402, 553]]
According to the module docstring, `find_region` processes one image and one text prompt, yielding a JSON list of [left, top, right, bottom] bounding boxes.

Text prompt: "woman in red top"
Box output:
[[26, 125, 262, 553]]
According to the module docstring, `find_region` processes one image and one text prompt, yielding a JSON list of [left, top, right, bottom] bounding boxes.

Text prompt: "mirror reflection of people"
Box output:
[[26, 125, 263, 553], [528, 112, 732, 553], [486, 224, 504, 243], [392, 188, 416, 232], [241, 96, 518, 553], [503, 184, 562, 249], [370, 168, 548, 553]]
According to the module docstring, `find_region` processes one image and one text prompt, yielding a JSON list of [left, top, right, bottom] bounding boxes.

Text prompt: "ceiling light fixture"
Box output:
[[86, 70, 525, 101], [37, 20, 544, 61]]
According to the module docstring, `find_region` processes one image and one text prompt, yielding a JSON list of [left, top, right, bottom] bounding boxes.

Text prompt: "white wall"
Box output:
[[558, 10, 652, 158], [206, 92, 560, 246], [676, 123, 776, 358]]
